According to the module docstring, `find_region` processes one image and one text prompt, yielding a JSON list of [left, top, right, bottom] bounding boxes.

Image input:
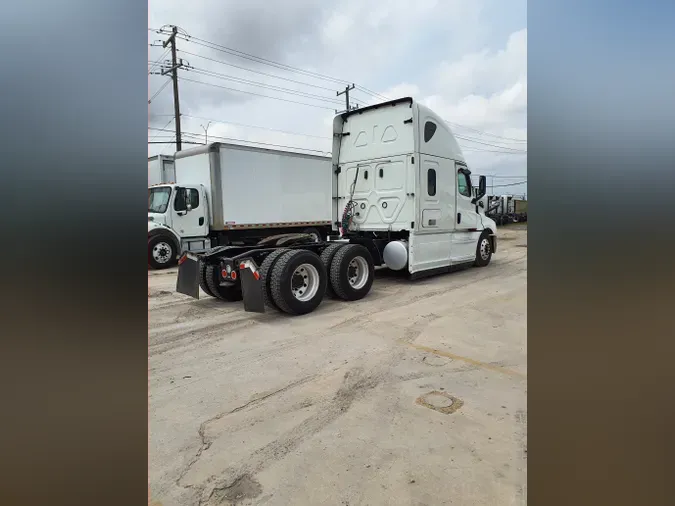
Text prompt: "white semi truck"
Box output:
[[176, 97, 497, 314], [147, 143, 333, 269], [148, 155, 175, 186]]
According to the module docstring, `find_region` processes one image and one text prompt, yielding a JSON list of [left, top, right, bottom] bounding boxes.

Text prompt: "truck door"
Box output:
[[171, 186, 208, 238], [452, 164, 481, 259], [419, 157, 454, 231]]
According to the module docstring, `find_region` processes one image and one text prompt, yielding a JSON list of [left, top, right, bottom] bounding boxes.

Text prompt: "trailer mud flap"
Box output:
[[239, 259, 265, 313], [176, 253, 200, 299]]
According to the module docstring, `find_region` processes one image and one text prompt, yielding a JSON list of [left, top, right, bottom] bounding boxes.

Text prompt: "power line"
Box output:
[[350, 85, 528, 144], [455, 134, 527, 152], [152, 26, 379, 99], [181, 115, 331, 140], [177, 50, 342, 94], [447, 121, 527, 143], [148, 79, 171, 104], [148, 47, 170, 74], [148, 140, 204, 145], [462, 148, 527, 154], [149, 127, 331, 155], [182, 36, 351, 86], [150, 27, 527, 145], [148, 117, 175, 142], [179, 77, 337, 110], [491, 180, 527, 188], [187, 67, 347, 106]]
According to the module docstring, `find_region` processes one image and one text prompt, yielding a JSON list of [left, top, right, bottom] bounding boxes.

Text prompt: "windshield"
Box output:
[[148, 187, 172, 213]]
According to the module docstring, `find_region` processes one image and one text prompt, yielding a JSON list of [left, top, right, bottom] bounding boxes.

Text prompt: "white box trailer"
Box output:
[[148, 155, 175, 186], [147, 143, 332, 269], [175, 97, 499, 316]]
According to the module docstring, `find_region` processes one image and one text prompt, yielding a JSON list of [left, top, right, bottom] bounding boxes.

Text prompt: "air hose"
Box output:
[[340, 166, 360, 236]]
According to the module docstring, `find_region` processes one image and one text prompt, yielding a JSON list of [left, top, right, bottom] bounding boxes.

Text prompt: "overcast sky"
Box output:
[[148, 0, 527, 195]]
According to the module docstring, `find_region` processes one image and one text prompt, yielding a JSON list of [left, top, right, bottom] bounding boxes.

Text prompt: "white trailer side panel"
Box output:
[[148, 158, 162, 186], [149, 155, 175, 186], [218, 145, 331, 226]]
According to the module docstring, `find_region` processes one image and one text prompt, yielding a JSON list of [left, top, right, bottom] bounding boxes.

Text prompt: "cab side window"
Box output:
[[174, 188, 199, 211], [427, 169, 437, 196], [457, 172, 471, 197], [187, 188, 199, 209]]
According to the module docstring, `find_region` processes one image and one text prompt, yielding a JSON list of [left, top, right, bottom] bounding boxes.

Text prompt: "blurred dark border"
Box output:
[[529, 1, 675, 504], [0, 2, 148, 505]]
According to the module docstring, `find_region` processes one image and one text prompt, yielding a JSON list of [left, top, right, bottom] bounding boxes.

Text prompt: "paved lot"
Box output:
[[149, 225, 527, 506]]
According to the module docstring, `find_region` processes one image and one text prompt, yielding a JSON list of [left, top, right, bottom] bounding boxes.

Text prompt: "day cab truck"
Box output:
[[176, 97, 497, 315], [147, 143, 333, 269]]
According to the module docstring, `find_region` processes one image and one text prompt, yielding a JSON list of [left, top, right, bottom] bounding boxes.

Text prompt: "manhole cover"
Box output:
[[416, 391, 463, 414], [421, 354, 452, 367]]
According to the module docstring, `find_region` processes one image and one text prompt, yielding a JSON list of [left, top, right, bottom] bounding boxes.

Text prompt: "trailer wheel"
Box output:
[[205, 264, 243, 302], [259, 248, 290, 310], [148, 235, 178, 269], [320, 243, 346, 298], [270, 249, 327, 315], [199, 261, 215, 298], [329, 244, 374, 301], [474, 232, 493, 267]]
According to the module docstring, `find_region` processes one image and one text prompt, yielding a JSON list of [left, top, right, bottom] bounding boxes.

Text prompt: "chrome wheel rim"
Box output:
[[479, 238, 491, 260], [347, 256, 369, 289], [291, 263, 320, 301], [152, 241, 173, 264]]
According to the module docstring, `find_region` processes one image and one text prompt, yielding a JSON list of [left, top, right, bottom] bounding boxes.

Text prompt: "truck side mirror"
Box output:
[[471, 176, 487, 204]]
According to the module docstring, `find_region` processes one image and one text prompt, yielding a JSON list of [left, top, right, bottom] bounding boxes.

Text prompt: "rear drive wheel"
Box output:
[[148, 235, 177, 269], [329, 244, 374, 301], [259, 248, 290, 310], [474, 232, 493, 267], [320, 243, 346, 298], [205, 264, 243, 302], [199, 261, 215, 297], [270, 250, 327, 315]]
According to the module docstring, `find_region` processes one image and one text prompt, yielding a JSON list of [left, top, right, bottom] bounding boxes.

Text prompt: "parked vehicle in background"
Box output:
[[176, 97, 497, 316], [487, 195, 527, 225], [148, 155, 175, 186], [148, 143, 333, 269]]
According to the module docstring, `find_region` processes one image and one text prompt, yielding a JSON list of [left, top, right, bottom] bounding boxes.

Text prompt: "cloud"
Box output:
[[148, 0, 527, 192]]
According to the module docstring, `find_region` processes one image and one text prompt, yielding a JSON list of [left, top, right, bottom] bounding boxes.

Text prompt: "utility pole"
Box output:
[[200, 121, 213, 145], [337, 83, 356, 112], [161, 26, 185, 151]]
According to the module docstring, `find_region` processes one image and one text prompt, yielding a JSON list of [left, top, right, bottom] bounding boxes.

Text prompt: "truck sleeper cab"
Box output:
[[176, 97, 497, 316], [332, 96, 496, 277]]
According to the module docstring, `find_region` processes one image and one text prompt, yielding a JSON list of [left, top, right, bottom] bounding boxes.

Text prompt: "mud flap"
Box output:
[[489, 234, 497, 253], [240, 260, 265, 313], [176, 253, 200, 299]]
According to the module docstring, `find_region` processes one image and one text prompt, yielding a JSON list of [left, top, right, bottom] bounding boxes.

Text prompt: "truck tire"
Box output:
[[329, 244, 374, 302], [270, 249, 327, 315], [474, 231, 493, 267], [199, 261, 215, 297], [320, 243, 346, 298], [148, 235, 178, 269], [205, 264, 243, 302], [148, 235, 178, 270], [259, 248, 290, 310]]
